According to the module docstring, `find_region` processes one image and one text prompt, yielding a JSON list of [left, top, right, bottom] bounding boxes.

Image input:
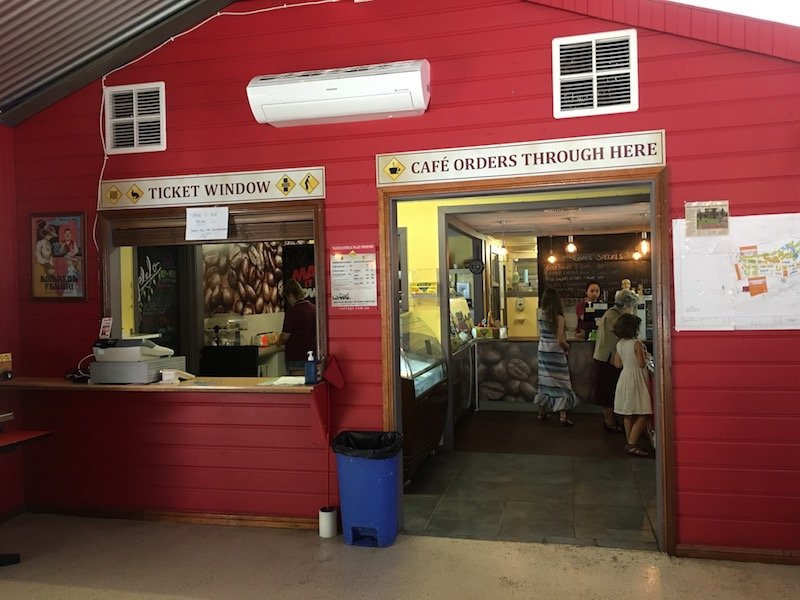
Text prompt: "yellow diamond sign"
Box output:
[[383, 158, 405, 180], [277, 174, 296, 196], [127, 184, 144, 204], [300, 173, 319, 194], [106, 186, 122, 205]]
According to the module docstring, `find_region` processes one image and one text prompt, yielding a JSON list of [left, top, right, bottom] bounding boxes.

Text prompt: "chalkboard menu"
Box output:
[[136, 246, 180, 352], [537, 234, 651, 299]]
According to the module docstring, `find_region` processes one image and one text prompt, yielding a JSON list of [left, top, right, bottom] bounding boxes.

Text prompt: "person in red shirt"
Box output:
[[279, 279, 317, 375]]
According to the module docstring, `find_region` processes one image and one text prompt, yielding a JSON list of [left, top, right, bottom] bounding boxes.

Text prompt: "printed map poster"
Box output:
[[673, 213, 800, 330], [673, 219, 735, 330], [330, 244, 378, 310]]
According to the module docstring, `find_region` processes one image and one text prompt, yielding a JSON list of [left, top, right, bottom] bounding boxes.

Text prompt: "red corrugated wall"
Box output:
[[0, 124, 24, 516], [20, 388, 332, 518], [9, 0, 800, 551]]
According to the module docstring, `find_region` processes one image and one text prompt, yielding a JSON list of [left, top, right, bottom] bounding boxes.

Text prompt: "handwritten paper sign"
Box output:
[[330, 244, 377, 309], [185, 207, 229, 240]]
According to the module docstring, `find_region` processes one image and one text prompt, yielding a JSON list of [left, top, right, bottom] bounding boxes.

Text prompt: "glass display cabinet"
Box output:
[[399, 311, 448, 482]]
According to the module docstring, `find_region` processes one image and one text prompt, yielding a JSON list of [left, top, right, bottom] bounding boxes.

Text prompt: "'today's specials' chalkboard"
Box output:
[[537, 234, 651, 299]]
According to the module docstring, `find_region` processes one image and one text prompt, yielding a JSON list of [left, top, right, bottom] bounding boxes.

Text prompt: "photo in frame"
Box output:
[[31, 212, 86, 299]]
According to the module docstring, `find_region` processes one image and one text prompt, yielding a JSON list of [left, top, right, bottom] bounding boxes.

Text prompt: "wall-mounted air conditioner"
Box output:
[[246, 59, 430, 127]]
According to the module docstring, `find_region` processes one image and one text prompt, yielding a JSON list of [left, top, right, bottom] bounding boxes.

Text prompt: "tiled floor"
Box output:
[[403, 409, 658, 550]]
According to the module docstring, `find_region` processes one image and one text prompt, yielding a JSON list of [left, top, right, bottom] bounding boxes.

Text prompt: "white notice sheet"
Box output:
[[330, 245, 377, 309]]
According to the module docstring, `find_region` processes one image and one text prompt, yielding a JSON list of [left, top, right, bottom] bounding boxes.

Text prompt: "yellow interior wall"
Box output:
[[120, 246, 135, 336], [507, 296, 539, 338], [398, 202, 443, 340], [448, 234, 473, 269]]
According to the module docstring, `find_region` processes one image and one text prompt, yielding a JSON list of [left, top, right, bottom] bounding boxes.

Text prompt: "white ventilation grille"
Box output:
[[104, 82, 166, 154], [553, 29, 638, 119]]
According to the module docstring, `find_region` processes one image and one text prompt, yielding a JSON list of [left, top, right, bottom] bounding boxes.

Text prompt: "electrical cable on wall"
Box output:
[[93, 0, 361, 281]]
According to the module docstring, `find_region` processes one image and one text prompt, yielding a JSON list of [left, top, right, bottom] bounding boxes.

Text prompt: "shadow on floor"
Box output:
[[403, 407, 658, 551]]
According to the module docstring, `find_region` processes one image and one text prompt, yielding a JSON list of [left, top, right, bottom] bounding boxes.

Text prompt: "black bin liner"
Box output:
[[332, 431, 403, 460]]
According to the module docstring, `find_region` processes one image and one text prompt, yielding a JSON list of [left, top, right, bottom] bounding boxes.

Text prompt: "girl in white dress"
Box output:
[[612, 313, 652, 457]]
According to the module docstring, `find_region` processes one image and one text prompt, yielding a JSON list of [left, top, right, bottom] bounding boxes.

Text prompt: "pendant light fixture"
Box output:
[[632, 232, 642, 260], [497, 220, 508, 258], [639, 231, 650, 255], [565, 217, 577, 253], [547, 235, 557, 264]]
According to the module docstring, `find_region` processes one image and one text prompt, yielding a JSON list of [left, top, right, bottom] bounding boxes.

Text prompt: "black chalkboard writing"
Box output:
[[136, 246, 180, 352], [537, 234, 651, 299]]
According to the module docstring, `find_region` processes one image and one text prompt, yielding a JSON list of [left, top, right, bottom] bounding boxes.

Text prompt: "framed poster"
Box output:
[[31, 212, 85, 299]]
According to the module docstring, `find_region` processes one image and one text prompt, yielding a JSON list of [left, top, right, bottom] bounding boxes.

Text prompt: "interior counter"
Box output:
[[475, 338, 596, 411], [0, 375, 332, 524], [1, 376, 311, 394]]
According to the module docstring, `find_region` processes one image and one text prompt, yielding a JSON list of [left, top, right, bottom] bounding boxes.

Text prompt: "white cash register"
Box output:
[[90, 339, 187, 384], [92, 338, 175, 362]]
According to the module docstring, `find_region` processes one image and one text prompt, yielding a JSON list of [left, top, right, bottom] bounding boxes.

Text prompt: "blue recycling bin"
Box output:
[[332, 431, 403, 547]]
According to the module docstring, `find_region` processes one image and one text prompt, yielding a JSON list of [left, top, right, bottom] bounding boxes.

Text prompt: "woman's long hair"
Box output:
[[540, 287, 563, 330]]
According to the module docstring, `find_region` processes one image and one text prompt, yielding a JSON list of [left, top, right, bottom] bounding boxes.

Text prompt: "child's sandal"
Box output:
[[625, 444, 649, 457]]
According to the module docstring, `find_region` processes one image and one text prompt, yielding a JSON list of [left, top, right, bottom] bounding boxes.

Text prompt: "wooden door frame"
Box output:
[[378, 166, 675, 554]]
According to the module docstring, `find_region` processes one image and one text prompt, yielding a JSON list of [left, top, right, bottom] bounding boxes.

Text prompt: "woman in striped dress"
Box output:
[[533, 287, 579, 426]]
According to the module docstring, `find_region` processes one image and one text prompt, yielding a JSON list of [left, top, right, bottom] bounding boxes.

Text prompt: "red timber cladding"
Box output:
[[20, 388, 333, 517], [9, 0, 800, 545], [0, 124, 25, 516]]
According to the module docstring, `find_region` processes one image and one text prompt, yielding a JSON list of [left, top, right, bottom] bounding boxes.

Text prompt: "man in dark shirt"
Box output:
[[279, 279, 317, 374]]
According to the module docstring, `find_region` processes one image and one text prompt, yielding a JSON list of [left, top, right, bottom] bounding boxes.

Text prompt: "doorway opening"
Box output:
[[383, 174, 669, 551]]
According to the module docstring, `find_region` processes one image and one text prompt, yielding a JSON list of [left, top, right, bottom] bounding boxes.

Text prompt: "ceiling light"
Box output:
[[632, 250, 642, 260], [565, 217, 577, 253], [496, 220, 508, 259], [566, 235, 577, 253], [547, 236, 556, 263], [640, 231, 650, 255]]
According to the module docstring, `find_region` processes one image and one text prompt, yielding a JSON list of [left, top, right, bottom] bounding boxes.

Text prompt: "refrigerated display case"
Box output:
[[636, 295, 653, 340], [399, 311, 448, 482]]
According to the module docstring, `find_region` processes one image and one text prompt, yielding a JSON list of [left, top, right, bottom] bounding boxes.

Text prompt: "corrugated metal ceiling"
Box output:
[[0, 0, 234, 126]]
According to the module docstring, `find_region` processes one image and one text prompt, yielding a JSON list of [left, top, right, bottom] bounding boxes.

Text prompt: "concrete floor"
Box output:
[[1, 513, 799, 599]]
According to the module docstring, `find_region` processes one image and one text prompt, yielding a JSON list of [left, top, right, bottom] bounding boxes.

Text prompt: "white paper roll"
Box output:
[[318, 507, 338, 538]]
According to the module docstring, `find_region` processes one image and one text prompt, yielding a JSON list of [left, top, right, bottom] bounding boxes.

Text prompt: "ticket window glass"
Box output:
[[99, 201, 326, 376]]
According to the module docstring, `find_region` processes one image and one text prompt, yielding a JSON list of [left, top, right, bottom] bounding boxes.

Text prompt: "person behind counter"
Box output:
[[592, 289, 640, 433], [533, 287, 579, 426], [575, 281, 602, 340], [278, 279, 317, 375]]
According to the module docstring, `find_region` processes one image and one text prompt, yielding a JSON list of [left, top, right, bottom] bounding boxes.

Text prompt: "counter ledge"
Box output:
[[0, 376, 316, 394]]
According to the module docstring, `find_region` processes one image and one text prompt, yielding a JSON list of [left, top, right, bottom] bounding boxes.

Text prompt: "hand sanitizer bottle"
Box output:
[[304, 351, 318, 384]]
